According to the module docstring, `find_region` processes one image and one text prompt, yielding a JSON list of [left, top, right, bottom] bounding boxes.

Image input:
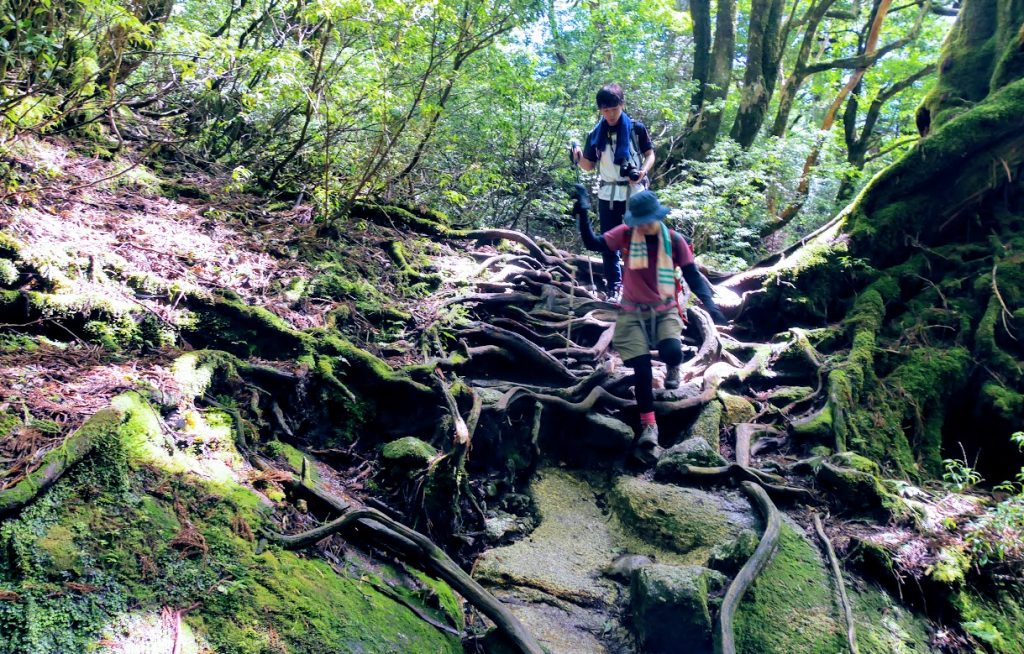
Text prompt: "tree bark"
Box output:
[[681, 0, 737, 161], [729, 0, 785, 147], [769, 0, 841, 137]]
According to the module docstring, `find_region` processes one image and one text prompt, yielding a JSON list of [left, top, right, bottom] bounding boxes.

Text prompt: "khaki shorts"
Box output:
[[614, 308, 684, 361]]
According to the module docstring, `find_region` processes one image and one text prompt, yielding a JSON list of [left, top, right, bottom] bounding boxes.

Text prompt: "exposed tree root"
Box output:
[[658, 463, 815, 504], [717, 481, 782, 654], [813, 512, 860, 654], [0, 408, 123, 515], [264, 488, 544, 654], [462, 228, 574, 277], [457, 323, 579, 385]]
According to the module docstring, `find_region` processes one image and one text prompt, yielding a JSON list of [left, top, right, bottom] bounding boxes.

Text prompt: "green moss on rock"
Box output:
[[734, 524, 845, 654], [951, 588, 1024, 654], [631, 564, 726, 654], [0, 398, 462, 654], [689, 400, 723, 450], [718, 392, 755, 426], [851, 581, 937, 654], [609, 476, 753, 562], [381, 437, 438, 466]]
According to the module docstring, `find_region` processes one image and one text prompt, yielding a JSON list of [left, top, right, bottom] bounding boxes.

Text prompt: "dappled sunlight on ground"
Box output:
[[93, 609, 212, 654]]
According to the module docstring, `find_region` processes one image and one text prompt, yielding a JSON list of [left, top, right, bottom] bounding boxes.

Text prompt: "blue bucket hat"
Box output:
[[623, 190, 671, 227]]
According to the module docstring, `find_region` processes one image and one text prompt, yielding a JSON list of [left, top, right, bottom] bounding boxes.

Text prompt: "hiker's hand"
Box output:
[[571, 146, 583, 165], [635, 168, 648, 183]]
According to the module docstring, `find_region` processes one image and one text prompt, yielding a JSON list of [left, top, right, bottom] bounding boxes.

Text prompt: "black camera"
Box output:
[[620, 162, 642, 182]]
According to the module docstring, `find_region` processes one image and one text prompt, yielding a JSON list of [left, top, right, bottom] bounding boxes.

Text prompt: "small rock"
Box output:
[[502, 492, 532, 514], [603, 553, 654, 582], [380, 437, 437, 478], [484, 512, 516, 541]]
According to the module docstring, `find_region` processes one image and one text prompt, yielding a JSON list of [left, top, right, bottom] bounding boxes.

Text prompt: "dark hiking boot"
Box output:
[[634, 423, 663, 465], [665, 365, 681, 390]]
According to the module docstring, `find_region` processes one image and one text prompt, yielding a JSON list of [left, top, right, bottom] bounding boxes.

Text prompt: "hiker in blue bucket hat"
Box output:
[[572, 186, 728, 464]]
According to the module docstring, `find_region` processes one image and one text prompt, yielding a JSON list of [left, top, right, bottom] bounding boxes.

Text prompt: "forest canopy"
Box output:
[[3, 0, 952, 266]]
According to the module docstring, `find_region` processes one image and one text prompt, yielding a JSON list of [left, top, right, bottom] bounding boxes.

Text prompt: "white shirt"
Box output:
[[596, 133, 644, 202]]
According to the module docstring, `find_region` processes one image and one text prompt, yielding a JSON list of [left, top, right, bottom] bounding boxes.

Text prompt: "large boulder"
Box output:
[[583, 413, 634, 452], [609, 476, 755, 563], [631, 564, 726, 654], [734, 523, 845, 654]]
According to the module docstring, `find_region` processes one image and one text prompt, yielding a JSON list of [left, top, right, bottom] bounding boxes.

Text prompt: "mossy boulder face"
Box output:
[[582, 413, 634, 453], [474, 468, 621, 605], [630, 564, 726, 654], [950, 588, 1024, 654], [380, 437, 438, 479], [718, 392, 756, 427], [655, 437, 728, 478], [733, 524, 846, 654], [608, 476, 755, 562], [851, 585, 939, 654], [0, 397, 462, 654], [707, 528, 759, 577], [815, 456, 910, 520], [687, 400, 723, 449]]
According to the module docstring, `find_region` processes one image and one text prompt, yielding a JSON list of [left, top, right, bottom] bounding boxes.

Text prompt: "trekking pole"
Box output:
[[566, 140, 583, 349]]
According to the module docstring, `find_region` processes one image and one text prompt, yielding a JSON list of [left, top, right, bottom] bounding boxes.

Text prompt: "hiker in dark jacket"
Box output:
[[573, 186, 727, 464], [571, 83, 655, 299]]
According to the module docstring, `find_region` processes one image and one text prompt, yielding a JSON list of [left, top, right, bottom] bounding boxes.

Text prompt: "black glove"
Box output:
[[682, 263, 729, 325], [571, 183, 591, 217]]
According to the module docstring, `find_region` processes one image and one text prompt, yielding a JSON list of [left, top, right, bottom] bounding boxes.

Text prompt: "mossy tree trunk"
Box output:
[[746, 0, 1024, 479]]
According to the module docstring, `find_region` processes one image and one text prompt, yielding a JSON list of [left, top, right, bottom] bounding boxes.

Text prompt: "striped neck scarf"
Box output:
[[627, 223, 675, 300]]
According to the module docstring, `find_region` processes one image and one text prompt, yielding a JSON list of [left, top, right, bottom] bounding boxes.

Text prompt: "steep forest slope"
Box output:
[[0, 128, 1021, 654], [1, 0, 1024, 651]]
